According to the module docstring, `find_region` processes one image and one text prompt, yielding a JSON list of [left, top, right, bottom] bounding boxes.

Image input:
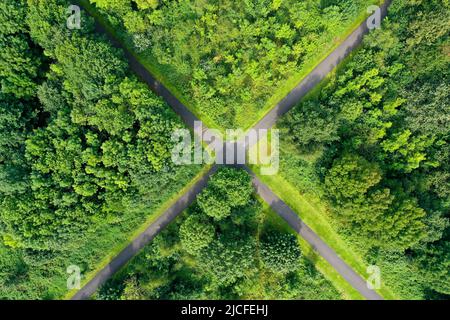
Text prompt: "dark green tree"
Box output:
[[197, 167, 253, 220], [260, 231, 301, 274], [179, 214, 215, 255], [199, 233, 257, 287], [0, 0, 42, 98]]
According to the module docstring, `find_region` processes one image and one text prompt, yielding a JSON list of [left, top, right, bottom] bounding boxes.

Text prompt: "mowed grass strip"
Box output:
[[65, 164, 211, 300], [78, 0, 384, 132], [251, 166, 398, 300], [260, 202, 364, 300]]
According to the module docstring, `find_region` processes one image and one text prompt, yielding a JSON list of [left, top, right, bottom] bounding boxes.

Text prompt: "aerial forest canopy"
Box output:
[[0, 0, 200, 299], [97, 167, 339, 300], [0, 0, 448, 301], [87, 0, 382, 129], [280, 0, 449, 298]]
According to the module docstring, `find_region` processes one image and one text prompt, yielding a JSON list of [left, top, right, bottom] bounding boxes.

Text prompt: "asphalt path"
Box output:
[[71, 165, 218, 300], [72, 0, 391, 300], [246, 0, 391, 151], [243, 166, 383, 300]]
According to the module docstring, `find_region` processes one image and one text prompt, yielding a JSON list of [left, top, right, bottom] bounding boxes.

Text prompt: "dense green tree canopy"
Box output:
[[88, 0, 378, 128], [197, 167, 253, 220], [199, 232, 257, 287], [325, 153, 382, 203], [0, 0, 43, 98], [0, 0, 193, 252], [0, 0, 449, 301], [260, 231, 302, 274], [281, 0, 449, 297], [179, 214, 215, 255]]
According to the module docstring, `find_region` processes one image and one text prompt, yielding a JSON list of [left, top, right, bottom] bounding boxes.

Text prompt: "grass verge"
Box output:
[[260, 201, 364, 300], [241, 0, 385, 132], [79, 0, 384, 133], [251, 167, 398, 300], [64, 164, 212, 300], [77, 0, 217, 131]]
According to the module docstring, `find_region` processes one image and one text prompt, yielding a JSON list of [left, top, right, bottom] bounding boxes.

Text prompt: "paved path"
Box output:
[[243, 166, 383, 300], [89, 8, 210, 134], [71, 165, 218, 300], [252, 0, 391, 133], [73, 0, 391, 300]]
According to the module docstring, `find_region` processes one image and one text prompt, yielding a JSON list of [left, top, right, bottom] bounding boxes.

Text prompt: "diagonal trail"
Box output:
[[242, 166, 383, 300], [71, 165, 218, 300], [71, 0, 391, 300]]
